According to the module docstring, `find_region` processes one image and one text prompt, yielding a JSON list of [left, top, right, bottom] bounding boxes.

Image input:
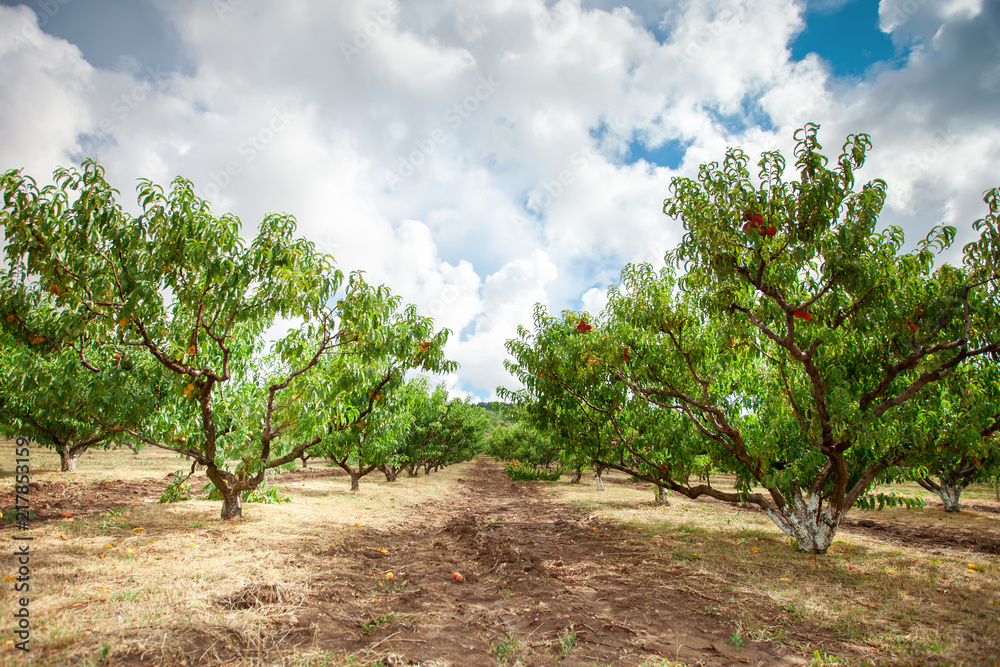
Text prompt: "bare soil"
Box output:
[[3, 455, 998, 665], [841, 515, 1000, 555], [279, 457, 810, 666]]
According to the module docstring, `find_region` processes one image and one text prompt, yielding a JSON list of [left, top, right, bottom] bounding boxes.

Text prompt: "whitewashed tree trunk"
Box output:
[[58, 448, 80, 472], [220, 491, 243, 520], [763, 492, 840, 554], [918, 474, 971, 513], [937, 483, 963, 513]]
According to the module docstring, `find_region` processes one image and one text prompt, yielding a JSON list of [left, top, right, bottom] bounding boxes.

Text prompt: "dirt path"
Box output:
[[291, 457, 807, 666]]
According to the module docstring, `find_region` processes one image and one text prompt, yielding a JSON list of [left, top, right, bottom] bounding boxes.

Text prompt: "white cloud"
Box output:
[[0, 6, 93, 177], [0, 0, 995, 398]]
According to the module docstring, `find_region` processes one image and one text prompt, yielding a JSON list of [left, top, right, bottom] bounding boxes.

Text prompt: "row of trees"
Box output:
[[309, 376, 489, 490], [501, 125, 999, 554], [0, 161, 483, 518]]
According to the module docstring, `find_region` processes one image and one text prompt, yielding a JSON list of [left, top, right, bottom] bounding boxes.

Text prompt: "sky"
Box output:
[[1, 0, 998, 401]]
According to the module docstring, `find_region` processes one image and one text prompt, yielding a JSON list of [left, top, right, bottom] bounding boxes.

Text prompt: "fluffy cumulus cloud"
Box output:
[[0, 5, 93, 176], [0, 0, 996, 398]]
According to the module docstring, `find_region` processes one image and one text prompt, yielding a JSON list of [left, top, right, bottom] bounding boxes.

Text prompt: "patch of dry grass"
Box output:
[[0, 441, 474, 665], [3, 441, 998, 666], [547, 468, 1000, 666]]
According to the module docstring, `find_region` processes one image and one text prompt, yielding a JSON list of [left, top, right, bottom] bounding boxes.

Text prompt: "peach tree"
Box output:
[[391, 377, 451, 478], [651, 125, 997, 551], [0, 247, 170, 471], [419, 395, 489, 473], [883, 357, 1000, 512], [0, 161, 454, 519], [504, 305, 734, 499], [505, 126, 999, 553]]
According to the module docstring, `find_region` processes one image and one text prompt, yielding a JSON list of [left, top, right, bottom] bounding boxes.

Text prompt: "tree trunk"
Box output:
[[406, 465, 419, 477], [58, 447, 80, 472], [995, 477, 999, 502], [938, 483, 963, 512], [654, 485, 670, 506], [570, 466, 583, 484], [764, 493, 839, 554], [299, 453, 310, 469], [380, 465, 399, 482], [350, 474, 361, 492], [220, 490, 243, 520], [594, 468, 605, 492], [918, 475, 967, 513]]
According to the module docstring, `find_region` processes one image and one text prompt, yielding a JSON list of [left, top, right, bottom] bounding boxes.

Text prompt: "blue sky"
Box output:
[[791, 0, 897, 78], [1, 0, 997, 400]]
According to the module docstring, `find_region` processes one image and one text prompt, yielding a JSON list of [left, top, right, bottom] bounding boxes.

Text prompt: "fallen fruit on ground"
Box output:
[[452, 572, 463, 583]]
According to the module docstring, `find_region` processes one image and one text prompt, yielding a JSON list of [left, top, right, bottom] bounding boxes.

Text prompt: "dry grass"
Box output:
[[548, 469, 1000, 666], [2, 441, 999, 666], [0, 441, 471, 666]]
